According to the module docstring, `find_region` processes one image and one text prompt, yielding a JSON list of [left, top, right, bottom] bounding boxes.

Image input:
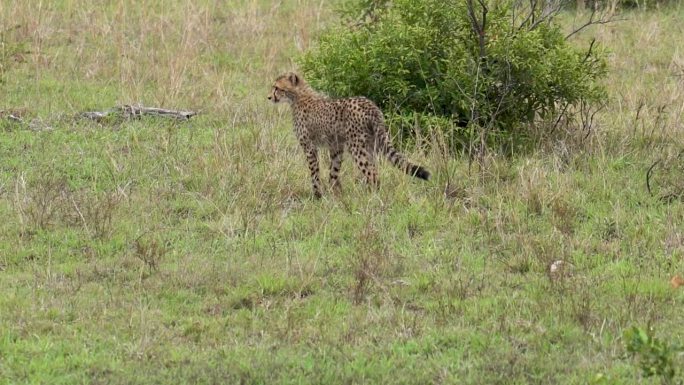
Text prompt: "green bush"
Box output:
[[299, 0, 607, 151], [624, 326, 683, 384]]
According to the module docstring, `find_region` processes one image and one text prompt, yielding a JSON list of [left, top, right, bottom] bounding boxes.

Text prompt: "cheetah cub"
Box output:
[[268, 72, 430, 198]]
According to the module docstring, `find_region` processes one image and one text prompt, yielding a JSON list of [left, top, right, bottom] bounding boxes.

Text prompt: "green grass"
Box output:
[[1, 1, 684, 384]]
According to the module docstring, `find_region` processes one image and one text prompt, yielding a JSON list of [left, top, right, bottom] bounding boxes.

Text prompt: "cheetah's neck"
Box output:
[[291, 86, 326, 106]]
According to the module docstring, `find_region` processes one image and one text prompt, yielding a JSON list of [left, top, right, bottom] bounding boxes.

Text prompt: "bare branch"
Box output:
[[516, 0, 537, 31], [582, 38, 597, 63], [7, 114, 24, 123], [466, 0, 488, 60], [1, 109, 27, 124], [515, 1, 620, 36], [528, 0, 565, 30], [566, 7, 623, 39], [349, 0, 389, 29], [582, 101, 603, 140], [551, 102, 570, 133], [80, 105, 198, 121], [646, 159, 660, 197]]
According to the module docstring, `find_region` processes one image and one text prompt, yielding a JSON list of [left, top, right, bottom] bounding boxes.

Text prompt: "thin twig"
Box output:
[[566, 8, 624, 39], [646, 159, 660, 197], [582, 100, 604, 140], [582, 38, 597, 64], [528, 0, 564, 30]]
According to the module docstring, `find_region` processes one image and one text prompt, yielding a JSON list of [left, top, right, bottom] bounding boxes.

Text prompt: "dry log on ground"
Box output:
[[80, 105, 197, 121]]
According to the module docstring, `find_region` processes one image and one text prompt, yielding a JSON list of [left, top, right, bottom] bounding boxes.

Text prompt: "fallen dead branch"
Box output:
[[1, 109, 54, 131], [0, 109, 28, 123], [80, 105, 197, 121], [2, 105, 197, 130]]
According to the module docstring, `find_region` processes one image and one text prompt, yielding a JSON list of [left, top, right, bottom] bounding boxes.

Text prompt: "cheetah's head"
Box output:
[[268, 72, 302, 104]]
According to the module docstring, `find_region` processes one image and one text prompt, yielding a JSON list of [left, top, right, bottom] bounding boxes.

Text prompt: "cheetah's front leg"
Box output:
[[300, 142, 323, 198]]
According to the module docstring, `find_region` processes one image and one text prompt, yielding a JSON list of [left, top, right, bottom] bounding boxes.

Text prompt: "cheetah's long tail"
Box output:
[[377, 130, 430, 181]]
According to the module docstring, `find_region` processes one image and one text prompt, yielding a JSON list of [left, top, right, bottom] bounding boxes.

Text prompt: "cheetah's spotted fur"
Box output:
[[268, 72, 430, 198]]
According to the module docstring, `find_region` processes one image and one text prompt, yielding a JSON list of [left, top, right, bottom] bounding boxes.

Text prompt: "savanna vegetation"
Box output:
[[300, 0, 607, 150], [0, 0, 683, 384]]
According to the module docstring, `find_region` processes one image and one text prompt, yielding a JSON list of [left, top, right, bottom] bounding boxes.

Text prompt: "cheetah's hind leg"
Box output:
[[350, 139, 379, 189], [329, 145, 344, 194]]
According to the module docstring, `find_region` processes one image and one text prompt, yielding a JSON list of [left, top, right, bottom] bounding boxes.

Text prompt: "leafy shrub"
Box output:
[[624, 326, 683, 384], [299, 0, 607, 151]]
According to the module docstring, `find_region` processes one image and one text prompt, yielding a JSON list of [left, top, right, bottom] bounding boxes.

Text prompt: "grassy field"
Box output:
[[1, 1, 683, 384]]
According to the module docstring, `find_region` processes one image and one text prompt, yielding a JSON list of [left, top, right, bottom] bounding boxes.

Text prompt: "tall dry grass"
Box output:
[[1, 0, 330, 114]]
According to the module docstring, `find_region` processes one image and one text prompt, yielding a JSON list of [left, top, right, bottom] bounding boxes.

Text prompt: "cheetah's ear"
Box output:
[[288, 73, 300, 86]]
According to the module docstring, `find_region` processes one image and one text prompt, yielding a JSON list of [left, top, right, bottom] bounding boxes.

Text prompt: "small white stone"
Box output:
[[549, 260, 573, 280], [549, 260, 565, 273]]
